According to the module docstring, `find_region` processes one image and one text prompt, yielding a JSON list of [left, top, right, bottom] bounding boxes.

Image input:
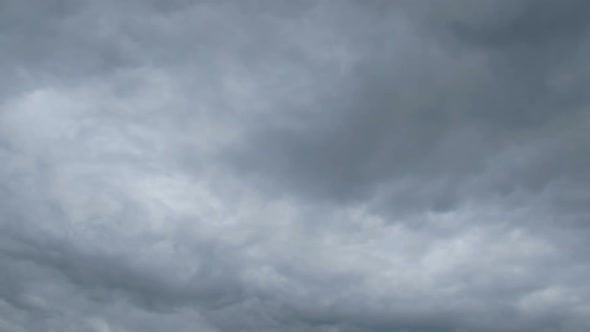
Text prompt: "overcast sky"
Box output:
[[1, 1, 590, 331]]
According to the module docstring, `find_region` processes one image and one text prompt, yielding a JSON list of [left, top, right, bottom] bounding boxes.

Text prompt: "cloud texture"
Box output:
[[1, 1, 590, 331]]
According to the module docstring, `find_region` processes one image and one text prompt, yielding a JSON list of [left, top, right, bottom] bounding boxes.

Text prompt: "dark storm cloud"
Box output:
[[450, 0, 590, 48], [229, 0, 590, 215], [1, 1, 590, 332]]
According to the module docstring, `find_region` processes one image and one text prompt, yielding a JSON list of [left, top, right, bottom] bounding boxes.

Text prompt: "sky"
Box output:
[[1, 0, 590, 331]]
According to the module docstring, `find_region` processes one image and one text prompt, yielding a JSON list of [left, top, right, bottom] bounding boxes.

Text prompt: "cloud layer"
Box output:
[[1, 1, 590, 331]]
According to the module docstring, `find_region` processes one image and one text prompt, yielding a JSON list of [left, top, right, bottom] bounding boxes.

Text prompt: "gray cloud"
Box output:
[[1, 1, 590, 331]]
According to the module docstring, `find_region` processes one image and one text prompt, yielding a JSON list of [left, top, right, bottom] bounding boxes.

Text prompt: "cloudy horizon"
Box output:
[[1, 1, 590, 331]]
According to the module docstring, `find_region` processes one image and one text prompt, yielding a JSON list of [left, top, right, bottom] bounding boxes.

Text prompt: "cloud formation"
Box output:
[[1, 1, 590, 331]]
